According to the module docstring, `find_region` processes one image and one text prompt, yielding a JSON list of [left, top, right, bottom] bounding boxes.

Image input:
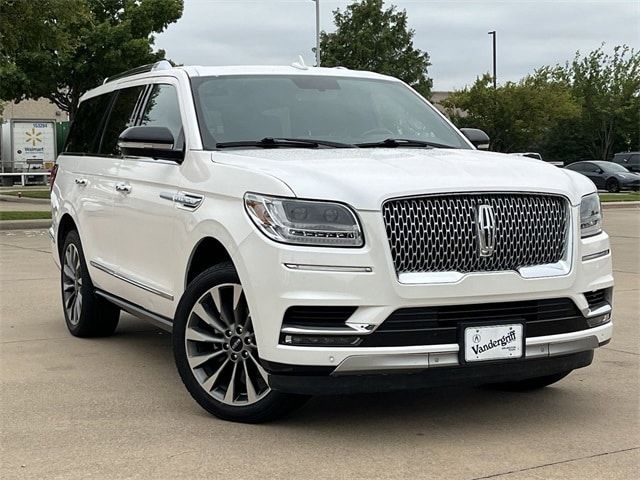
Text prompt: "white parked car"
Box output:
[[50, 61, 614, 423]]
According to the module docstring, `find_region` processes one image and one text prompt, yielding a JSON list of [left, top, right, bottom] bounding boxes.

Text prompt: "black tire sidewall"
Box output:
[[60, 230, 119, 337], [61, 230, 93, 335]]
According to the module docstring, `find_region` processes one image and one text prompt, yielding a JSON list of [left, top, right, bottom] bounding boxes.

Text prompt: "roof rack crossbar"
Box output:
[[103, 60, 173, 85]]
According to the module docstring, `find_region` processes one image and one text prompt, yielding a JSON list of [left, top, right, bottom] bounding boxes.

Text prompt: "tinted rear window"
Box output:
[[65, 94, 112, 154]]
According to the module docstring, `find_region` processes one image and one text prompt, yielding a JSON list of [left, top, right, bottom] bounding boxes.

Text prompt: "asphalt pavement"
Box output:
[[0, 210, 638, 480]]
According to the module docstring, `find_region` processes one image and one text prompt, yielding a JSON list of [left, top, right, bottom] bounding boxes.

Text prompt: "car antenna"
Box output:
[[291, 55, 308, 70]]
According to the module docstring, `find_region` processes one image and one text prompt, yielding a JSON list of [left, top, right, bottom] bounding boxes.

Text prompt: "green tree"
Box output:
[[319, 0, 432, 98], [0, 0, 183, 119], [441, 72, 579, 155], [557, 45, 640, 160]]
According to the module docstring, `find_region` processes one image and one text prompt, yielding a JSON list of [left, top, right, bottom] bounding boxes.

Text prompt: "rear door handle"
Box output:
[[115, 182, 132, 193], [75, 178, 88, 186]]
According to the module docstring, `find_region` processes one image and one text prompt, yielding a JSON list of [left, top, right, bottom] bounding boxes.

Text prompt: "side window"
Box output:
[[64, 94, 112, 154], [139, 84, 183, 148], [628, 154, 639, 166], [100, 86, 146, 156]]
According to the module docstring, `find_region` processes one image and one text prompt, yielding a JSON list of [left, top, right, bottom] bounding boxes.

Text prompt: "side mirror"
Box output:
[[460, 128, 490, 150], [118, 126, 184, 162]]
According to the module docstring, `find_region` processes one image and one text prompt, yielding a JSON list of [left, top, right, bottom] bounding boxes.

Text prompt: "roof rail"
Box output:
[[103, 60, 173, 85]]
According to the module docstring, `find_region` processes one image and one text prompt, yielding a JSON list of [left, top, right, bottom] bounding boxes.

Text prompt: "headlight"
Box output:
[[244, 193, 364, 247], [580, 192, 602, 238]]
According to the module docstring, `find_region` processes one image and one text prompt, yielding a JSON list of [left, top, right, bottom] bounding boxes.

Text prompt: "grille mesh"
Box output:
[[382, 193, 568, 274]]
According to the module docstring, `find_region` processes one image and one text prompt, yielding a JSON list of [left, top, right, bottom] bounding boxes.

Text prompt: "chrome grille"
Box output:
[[382, 193, 568, 274]]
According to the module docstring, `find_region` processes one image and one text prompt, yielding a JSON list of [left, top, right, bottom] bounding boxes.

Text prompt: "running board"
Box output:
[[95, 289, 173, 332]]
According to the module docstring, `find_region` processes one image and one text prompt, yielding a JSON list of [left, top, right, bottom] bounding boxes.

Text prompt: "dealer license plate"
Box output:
[[464, 324, 524, 363]]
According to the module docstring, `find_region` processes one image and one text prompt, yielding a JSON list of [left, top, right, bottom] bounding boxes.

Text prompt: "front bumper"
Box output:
[[269, 350, 596, 395]]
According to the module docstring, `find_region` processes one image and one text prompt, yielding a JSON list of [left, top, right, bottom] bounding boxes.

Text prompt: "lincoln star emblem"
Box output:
[[476, 204, 496, 257]]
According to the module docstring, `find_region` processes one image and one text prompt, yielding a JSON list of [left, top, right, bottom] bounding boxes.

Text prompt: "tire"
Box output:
[[173, 262, 308, 423], [60, 230, 120, 337], [485, 370, 572, 392], [606, 178, 620, 193]]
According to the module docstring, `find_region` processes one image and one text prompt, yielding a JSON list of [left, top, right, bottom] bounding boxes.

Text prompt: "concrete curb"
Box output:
[[602, 201, 640, 209], [0, 194, 50, 205], [0, 219, 51, 231]]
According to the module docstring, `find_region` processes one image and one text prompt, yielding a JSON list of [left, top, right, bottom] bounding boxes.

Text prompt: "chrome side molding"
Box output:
[[89, 260, 174, 300]]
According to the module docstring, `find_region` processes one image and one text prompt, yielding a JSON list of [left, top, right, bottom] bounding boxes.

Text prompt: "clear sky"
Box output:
[[155, 0, 640, 91]]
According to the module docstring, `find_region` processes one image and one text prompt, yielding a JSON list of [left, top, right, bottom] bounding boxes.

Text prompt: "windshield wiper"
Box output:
[[216, 137, 355, 149], [355, 138, 456, 149]]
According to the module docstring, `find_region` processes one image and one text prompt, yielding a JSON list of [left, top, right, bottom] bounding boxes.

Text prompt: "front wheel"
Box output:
[[485, 370, 572, 391], [606, 178, 620, 193], [173, 262, 308, 423]]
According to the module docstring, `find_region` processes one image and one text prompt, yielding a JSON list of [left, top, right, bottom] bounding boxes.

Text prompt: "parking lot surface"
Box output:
[[1, 210, 638, 480]]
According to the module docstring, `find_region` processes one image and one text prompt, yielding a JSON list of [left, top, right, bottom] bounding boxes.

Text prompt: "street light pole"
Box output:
[[312, 0, 320, 66], [488, 30, 497, 89]]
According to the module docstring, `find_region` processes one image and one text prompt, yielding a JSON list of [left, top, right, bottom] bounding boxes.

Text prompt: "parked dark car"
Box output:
[[612, 152, 640, 173], [565, 161, 640, 192]]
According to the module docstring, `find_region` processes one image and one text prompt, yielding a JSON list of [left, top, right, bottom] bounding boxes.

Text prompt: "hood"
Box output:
[[212, 148, 595, 210], [615, 172, 640, 180]]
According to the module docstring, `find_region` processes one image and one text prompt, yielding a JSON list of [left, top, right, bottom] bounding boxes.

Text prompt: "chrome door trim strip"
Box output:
[[89, 260, 174, 300], [95, 289, 173, 332]]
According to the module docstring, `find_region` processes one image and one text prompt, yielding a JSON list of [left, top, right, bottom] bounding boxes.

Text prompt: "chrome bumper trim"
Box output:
[[281, 324, 375, 336], [586, 303, 612, 318], [284, 263, 373, 273], [331, 323, 611, 375], [582, 249, 610, 262]]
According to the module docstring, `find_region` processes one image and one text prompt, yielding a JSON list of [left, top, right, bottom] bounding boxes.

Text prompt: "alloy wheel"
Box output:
[[184, 283, 270, 406], [62, 243, 83, 326]]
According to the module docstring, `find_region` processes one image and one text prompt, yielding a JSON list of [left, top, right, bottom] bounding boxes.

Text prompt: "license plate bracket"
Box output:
[[460, 322, 525, 364]]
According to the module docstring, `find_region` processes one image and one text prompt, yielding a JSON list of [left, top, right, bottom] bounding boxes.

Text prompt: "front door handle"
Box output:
[[115, 182, 132, 193], [75, 178, 88, 186]]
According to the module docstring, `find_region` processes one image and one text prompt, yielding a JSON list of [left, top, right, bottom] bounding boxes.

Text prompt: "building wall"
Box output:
[[1, 98, 68, 122]]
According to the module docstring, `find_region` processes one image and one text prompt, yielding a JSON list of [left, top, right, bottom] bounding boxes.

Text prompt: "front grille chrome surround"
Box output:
[[383, 193, 569, 276]]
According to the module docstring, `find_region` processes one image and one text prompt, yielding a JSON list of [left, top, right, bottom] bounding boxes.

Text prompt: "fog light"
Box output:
[[283, 335, 362, 346], [587, 313, 611, 328]]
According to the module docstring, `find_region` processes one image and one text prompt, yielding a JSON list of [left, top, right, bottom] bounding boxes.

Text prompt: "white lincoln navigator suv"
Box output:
[[50, 61, 613, 423]]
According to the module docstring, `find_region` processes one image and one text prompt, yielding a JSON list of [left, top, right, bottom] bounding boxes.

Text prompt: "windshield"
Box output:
[[191, 75, 470, 150], [600, 162, 630, 173]]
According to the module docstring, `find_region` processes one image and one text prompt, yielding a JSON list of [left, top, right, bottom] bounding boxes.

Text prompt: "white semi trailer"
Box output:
[[0, 119, 57, 185]]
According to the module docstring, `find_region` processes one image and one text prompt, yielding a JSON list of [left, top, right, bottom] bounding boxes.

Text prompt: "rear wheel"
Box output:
[[61, 230, 120, 337], [485, 370, 572, 391], [173, 262, 308, 423], [606, 178, 620, 193]]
